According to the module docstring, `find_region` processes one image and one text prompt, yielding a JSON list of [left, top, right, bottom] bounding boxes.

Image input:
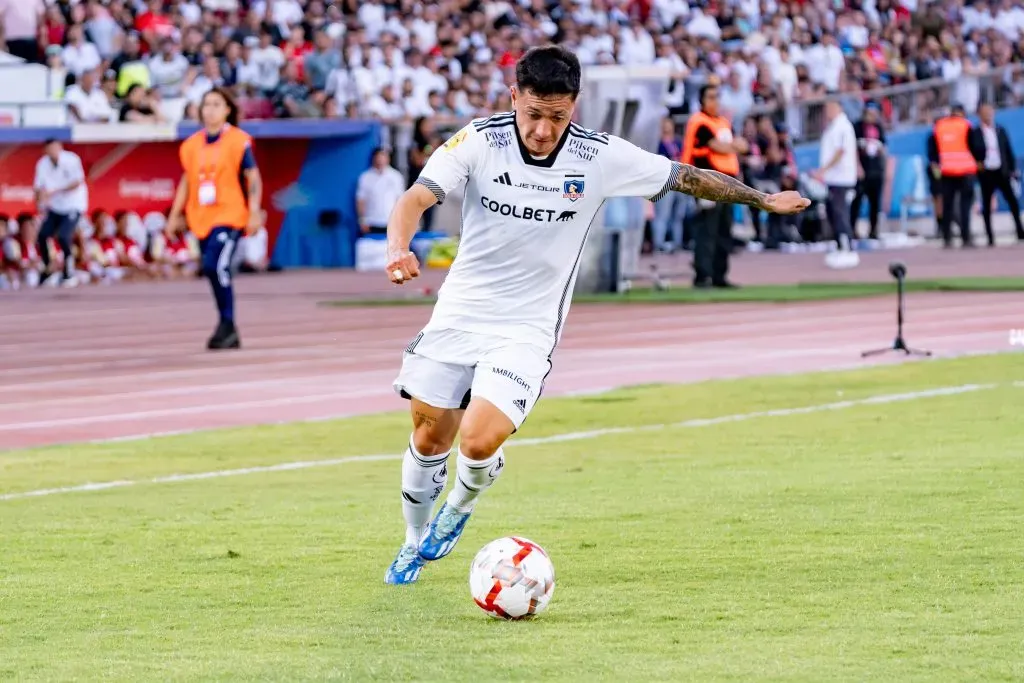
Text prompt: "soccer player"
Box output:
[[382, 46, 809, 585], [167, 87, 262, 350]]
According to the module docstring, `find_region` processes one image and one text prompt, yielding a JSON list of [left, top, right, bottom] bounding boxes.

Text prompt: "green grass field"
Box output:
[[2, 355, 1023, 681], [322, 276, 1024, 308]]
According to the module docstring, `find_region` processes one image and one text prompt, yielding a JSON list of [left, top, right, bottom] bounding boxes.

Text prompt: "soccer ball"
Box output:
[[469, 536, 555, 620]]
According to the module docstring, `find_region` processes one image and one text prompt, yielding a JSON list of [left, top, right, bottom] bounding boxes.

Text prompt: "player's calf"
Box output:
[[418, 399, 512, 561]]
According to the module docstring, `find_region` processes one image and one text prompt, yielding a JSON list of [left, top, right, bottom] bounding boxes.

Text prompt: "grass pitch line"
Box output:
[[0, 382, 998, 503]]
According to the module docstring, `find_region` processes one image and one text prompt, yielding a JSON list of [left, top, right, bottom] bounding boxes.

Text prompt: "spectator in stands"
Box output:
[[304, 28, 339, 92], [34, 139, 88, 288], [273, 60, 313, 117], [84, 0, 123, 61], [119, 83, 163, 123], [110, 33, 150, 97], [149, 37, 191, 98], [186, 55, 225, 105], [0, 0, 44, 63], [249, 30, 286, 95], [65, 67, 115, 123], [62, 23, 102, 79], [357, 147, 406, 236]]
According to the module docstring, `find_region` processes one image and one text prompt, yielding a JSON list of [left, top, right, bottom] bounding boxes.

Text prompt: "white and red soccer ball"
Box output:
[[469, 536, 555, 619]]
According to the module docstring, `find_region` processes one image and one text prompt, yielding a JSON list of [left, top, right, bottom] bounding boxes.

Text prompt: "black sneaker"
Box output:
[[207, 320, 241, 350]]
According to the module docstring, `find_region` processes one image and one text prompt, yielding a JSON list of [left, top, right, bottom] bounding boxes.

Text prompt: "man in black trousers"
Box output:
[[850, 102, 887, 240], [969, 101, 1024, 245], [928, 104, 976, 248]]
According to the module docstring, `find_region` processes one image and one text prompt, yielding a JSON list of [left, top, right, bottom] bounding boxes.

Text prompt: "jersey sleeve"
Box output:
[[239, 141, 257, 172], [414, 124, 483, 205], [601, 135, 682, 202]]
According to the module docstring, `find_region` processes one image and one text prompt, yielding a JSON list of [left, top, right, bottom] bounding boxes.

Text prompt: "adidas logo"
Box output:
[[512, 398, 527, 413], [493, 171, 512, 185]]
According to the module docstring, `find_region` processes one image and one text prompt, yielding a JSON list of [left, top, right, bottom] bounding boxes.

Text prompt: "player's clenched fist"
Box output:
[[386, 247, 420, 284]]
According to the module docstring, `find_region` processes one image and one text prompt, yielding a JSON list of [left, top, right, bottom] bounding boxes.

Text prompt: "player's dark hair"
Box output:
[[699, 85, 718, 108], [201, 86, 240, 127], [515, 45, 581, 99]]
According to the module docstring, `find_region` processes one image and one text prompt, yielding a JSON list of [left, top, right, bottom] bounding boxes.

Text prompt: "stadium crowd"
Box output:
[[4, 0, 1024, 289], [3, 0, 1024, 129]]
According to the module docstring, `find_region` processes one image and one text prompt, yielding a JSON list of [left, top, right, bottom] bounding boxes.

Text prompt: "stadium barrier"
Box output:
[[0, 120, 381, 269]]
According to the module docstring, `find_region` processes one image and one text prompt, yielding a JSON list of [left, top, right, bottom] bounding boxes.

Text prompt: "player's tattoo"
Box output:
[[674, 163, 769, 211], [413, 411, 437, 429]]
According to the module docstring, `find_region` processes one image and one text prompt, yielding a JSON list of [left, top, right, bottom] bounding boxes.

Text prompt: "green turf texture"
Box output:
[[2, 354, 1023, 681], [321, 276, 1024, 307]]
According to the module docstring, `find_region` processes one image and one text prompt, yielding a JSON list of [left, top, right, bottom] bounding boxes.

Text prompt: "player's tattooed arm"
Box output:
[[673, 163, 769, 211]]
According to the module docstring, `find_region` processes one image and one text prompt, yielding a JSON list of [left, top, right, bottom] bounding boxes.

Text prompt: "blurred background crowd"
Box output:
[[3, 0, 1024, 290], [5, 0, 1024, 132]]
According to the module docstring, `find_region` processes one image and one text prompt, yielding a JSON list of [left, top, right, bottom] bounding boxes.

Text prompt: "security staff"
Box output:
[[928, 104, 976, 248], [681, 84, 748, 289]]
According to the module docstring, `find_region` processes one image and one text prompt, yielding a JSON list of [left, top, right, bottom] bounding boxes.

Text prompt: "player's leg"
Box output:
[[201, 227, 242, 350], [56, 212, 77, 284], [36, 212, 58, 283], [418, 343, 550, 561], [387, 344, 472, 584]]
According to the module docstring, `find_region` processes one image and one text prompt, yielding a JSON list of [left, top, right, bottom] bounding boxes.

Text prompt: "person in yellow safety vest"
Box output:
[[927, 103, 976, 248], [681, 84, 748, 289]]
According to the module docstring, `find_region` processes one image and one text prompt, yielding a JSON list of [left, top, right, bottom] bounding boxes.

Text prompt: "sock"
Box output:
[[401, 437, 450, 546], [446, 448, 505, 513]]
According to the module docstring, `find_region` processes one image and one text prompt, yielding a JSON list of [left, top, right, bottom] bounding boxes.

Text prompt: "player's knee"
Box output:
[[457, 422, 506, 461], [411, 423, 454, 456]]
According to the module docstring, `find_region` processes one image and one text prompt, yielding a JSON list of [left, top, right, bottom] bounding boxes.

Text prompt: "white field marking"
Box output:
[[0, 387, 395, 432], [0, 334, 1006, 430], [0, 382, 997, 503]]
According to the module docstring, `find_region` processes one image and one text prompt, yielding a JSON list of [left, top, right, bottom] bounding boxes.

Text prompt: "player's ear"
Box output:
[[510, 85, 518, 106]]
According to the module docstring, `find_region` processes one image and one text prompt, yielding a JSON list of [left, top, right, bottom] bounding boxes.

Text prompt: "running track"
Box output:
[[0, 258, 1019, 451]]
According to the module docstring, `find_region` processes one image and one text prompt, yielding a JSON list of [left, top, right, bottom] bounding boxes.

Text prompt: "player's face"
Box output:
[[201, 93, 229, 128], [512, 87, 575, 158]]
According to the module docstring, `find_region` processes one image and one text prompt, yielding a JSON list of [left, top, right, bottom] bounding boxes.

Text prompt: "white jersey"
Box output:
[[416, 112, 680, 355]]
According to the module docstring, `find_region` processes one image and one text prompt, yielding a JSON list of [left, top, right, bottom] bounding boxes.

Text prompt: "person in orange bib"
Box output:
[[167, 87, 262, 350], [681, 84, 748, 288], [927, 103, 976, 248]]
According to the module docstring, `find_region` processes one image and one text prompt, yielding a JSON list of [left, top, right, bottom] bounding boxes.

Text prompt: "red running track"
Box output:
[[0, 271, 1018, 450]]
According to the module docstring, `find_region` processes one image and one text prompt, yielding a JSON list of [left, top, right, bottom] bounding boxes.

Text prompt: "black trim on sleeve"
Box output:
[[415, 177, 446, 205], [649, 162, 683, 202]]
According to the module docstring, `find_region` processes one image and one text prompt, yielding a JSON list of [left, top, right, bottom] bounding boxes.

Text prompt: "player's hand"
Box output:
[[246, 213, 261, 236], [386, 246, 420, 285], [763, 191, 811, 215]]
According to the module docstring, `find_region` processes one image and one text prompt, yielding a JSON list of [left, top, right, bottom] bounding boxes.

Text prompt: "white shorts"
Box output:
[[393, 327, 552, 430]]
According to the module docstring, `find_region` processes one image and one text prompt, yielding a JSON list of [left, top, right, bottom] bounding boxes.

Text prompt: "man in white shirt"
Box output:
[[814, 100, 858, 259], [34, 139, 88, 286], [64, 68, 114, 123], [377, 45, 810, 586], [356, 148, 406, 235]]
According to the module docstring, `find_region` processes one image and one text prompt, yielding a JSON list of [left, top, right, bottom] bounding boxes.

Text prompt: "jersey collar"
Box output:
[[514, 122, 570, 169]]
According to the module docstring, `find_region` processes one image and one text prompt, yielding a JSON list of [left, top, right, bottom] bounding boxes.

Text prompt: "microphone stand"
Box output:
[[861, 268, 932, 358]]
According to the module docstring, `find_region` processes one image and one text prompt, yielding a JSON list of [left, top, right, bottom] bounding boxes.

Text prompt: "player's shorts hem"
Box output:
[[393, 382, 471, 411]]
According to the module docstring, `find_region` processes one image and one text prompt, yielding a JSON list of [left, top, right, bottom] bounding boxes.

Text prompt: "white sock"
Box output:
[[446, 448, 505, 513], [401, 437, 450, 546]]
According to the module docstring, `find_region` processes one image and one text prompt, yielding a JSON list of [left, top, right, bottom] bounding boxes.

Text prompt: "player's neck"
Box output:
[[205, 123, 228, 137]]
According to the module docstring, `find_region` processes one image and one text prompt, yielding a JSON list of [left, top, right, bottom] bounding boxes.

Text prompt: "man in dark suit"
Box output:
[[969, 102, 1024, 245]]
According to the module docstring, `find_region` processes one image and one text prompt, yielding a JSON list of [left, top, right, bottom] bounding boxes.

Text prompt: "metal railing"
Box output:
[[671, 63, 1024, 143]]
